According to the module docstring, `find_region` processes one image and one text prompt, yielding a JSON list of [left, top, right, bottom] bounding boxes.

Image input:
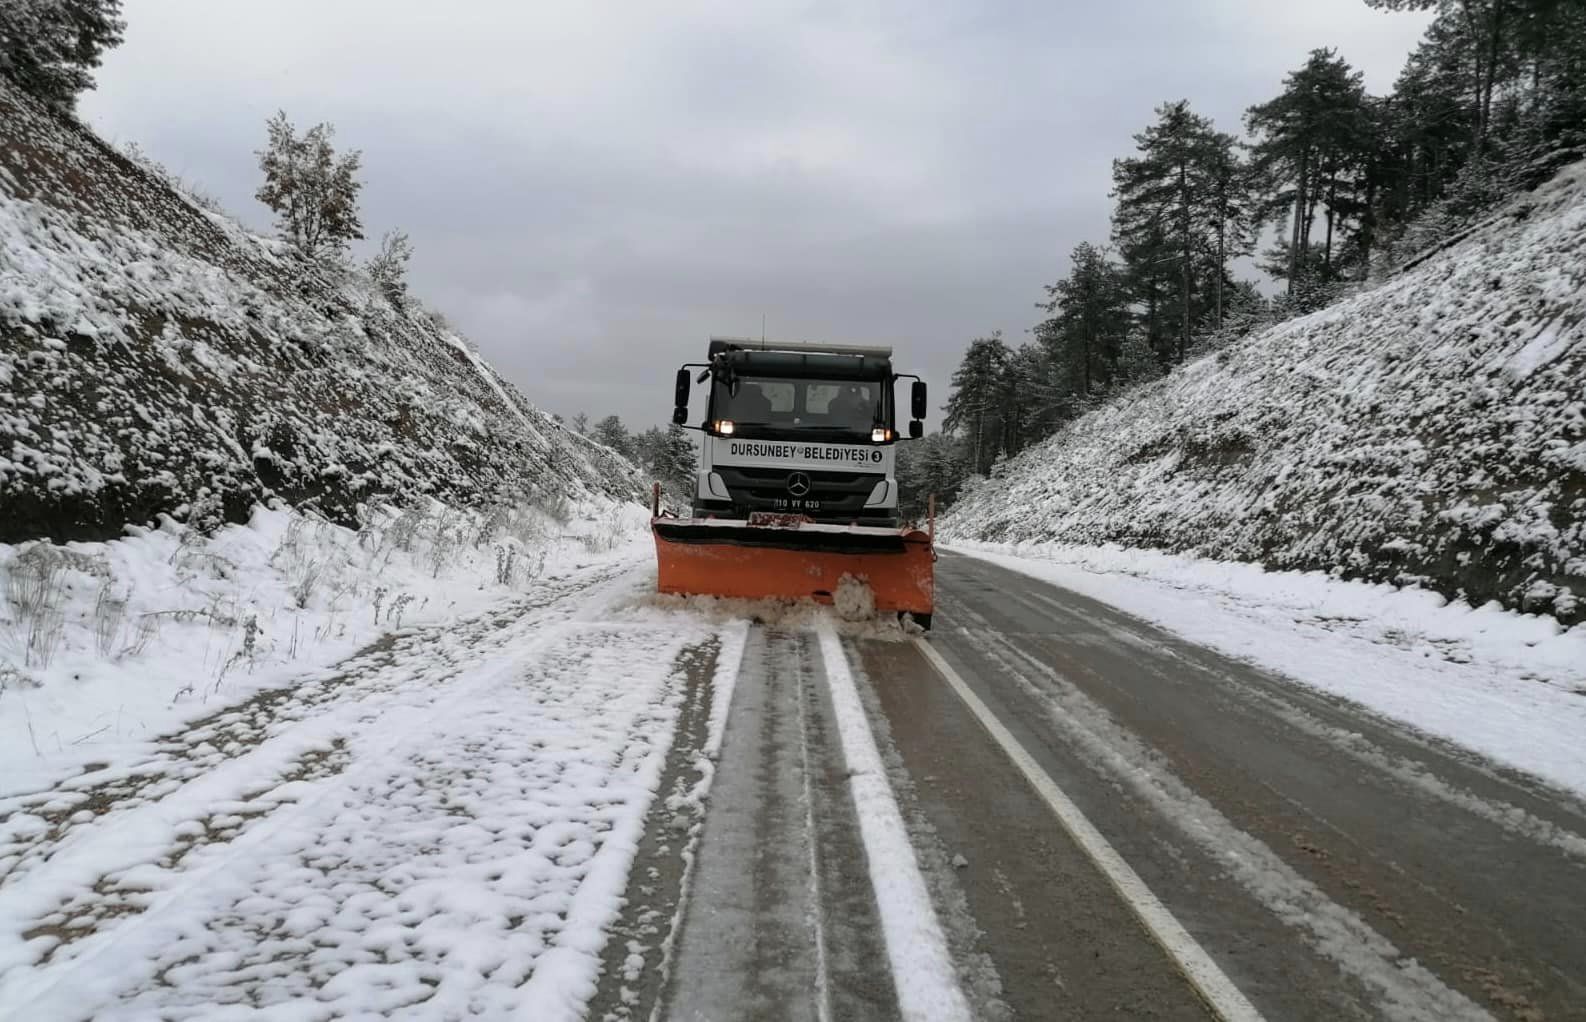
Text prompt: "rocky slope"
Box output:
[[943, 161, 1586, 624], [0, 80, 636, 544]]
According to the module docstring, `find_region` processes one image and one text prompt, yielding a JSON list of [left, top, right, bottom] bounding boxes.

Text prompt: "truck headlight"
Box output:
[[713, 420, 735, 436], [871, 427, 892, 442]]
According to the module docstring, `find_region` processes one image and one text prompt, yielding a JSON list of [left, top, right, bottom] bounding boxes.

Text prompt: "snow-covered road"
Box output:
[[0, 559, 740, 1020], [4, 545, 1584, 1021]]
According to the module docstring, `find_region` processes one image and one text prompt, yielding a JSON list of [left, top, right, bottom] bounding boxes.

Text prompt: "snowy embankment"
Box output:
[[942, 160, 1586, 625], [0, 78, 638, 544], [950, 541, 1586, 796]]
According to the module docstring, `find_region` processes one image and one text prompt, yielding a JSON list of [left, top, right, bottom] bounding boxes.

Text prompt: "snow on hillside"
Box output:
[[0, 79, 639, 545], [943, 160, 1586, 624]]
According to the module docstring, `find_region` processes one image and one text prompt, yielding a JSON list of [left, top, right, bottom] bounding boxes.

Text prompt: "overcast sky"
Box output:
[[81, 1, 1431, 428]]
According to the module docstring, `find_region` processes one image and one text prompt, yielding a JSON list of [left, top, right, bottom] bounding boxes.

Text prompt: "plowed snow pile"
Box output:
[[942, 161, 1586, 624]]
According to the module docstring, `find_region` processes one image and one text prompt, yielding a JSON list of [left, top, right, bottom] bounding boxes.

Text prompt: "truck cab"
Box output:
[[673, 337, 926, 527]]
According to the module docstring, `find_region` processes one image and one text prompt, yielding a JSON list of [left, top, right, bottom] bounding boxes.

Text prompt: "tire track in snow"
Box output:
[[1, 630, 574, 1015], [586, 636, 723, 1022]]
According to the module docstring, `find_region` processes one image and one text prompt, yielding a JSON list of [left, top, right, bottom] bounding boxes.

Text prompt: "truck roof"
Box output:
[[712, 348, 891, 382], [709, 337, 893, 359]]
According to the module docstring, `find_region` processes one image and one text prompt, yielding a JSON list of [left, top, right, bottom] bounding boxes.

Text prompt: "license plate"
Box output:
[[774, 498, 822, 510]]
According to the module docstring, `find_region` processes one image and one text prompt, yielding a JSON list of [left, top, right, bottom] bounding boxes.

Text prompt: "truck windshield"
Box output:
[[713, 376, 883, 434]]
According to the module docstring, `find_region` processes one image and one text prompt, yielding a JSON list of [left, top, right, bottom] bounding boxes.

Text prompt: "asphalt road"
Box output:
[[667, 628, 899, 1022], [662, 552, 1586, 1021]]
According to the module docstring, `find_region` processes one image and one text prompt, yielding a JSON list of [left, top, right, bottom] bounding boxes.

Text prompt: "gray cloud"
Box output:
[[81, 0, 1431, 427]]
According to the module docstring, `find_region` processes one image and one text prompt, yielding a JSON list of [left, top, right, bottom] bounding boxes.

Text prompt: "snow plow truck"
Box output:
[[652, 337, 935, 629]]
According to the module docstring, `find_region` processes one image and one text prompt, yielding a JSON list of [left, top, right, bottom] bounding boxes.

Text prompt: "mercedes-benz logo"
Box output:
[[786, 472, 812, 497]]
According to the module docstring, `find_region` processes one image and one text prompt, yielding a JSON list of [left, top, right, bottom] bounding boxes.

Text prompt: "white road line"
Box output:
[[911, 636, 1266, 1022], [815, 623, 971, 1022], [794, 636, 835, 1022]]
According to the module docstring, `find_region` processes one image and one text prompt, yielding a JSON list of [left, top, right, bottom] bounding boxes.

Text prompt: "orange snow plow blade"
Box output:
[[652, 516, 935, 627]]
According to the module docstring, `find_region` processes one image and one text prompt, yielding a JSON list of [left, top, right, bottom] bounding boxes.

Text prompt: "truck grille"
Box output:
[[714, 467, 883, 517]]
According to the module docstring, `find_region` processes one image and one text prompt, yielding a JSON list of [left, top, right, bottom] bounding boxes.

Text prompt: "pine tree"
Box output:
[[1202, 131, 1258, 330], [1037, 242, 1131, 397], [661, 423, 697, 500], [0, 0, 124, 111], [1245, 50, 1374, 295], [1114, 212, 1174, 366], [1363, 0, 1586, 259], [1002, 342, 1053, 453], [631, 426, 666, 480], [895, 432, 970, 520], [1364, 0, 1560, 153], [1212, 280, 1271, 345], [591, 415, 634, 460], [1111, 100, 1231, 362], [943, 334, 1012, 476]]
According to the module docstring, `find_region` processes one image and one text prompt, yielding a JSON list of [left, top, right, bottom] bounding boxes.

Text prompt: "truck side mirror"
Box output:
[[911, 380, 928, 420], [673, 369, 691, 424], [909, 419, 924, 439]]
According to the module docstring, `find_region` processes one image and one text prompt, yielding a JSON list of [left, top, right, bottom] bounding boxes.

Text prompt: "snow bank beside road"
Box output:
[[1, 570, 732, 1020], [0, 495, 648, 797], [949, 541, 1586, 797]]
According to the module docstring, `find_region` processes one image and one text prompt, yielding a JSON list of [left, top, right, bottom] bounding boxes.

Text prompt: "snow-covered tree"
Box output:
[[632, 425, 661, 466], [591, 415, 634, 460], [255, 111, 364, 261], [367, 229, 413, 306], [662, 423, 697, 486], [1362, 0, 1586, 271], [895, 431, 970, 520], [943, 333, 1013, 476], [1202, 131, 1259, 330], [0, 0, 124, 111], [633, 423, 696, 503], [1364, 0, 1566, 152], [628, 423, 695, 500]]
